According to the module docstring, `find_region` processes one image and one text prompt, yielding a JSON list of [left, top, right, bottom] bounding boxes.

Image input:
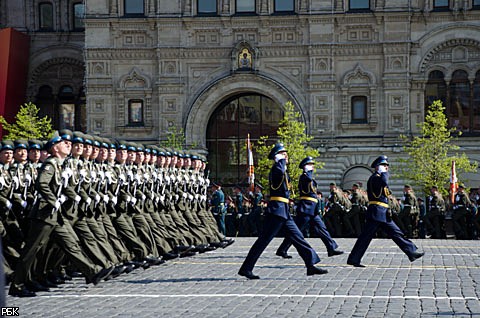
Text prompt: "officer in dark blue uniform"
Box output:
[[275, 156, 343, 258], [238, 144, 327, 279], [347, 155, 424, 267]]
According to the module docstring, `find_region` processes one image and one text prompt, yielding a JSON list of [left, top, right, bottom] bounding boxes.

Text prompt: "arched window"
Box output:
[[426, 69, 480, 135], [39, 2, 54, 30], [72, 2, 85, 31], [206, 94, 283, 185]]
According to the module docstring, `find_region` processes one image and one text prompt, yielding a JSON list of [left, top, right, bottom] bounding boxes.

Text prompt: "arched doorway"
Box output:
[[342, 166, 372, 190], [206, 93, 283, 186]]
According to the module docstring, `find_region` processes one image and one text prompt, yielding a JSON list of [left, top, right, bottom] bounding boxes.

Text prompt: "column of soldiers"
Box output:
[[2, 130, 234, 297]]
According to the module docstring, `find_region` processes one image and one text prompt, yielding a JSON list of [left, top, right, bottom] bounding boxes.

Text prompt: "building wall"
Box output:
[[2, 1, 480, 194]]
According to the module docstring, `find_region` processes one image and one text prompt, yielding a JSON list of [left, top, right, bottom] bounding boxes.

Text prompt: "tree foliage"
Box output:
[[0, 102, 54, 140], [397, 100, 477, 197], [254, 101, 322, 197], [162, 125, 189, 149]]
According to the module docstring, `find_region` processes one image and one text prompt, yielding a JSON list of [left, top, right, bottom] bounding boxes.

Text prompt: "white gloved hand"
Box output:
[[304, 165, 314, 172], [205, 179, 210, 186], [79, 169, 87, 178], [54, 200, 61, 210], [378, 165, 388, 173], [143, 173, 149, 181], [24, 173, 32, 184], [103, 194, 109, 203], [11, 176, 19, 190], [21, 200, 27, 208], [86, 197, 92, 206], [127, 170, 134, 180], [155, 196, 159, 203], [90, 171, 97, 180], [98, 170, 105, 180], [5, 200, 12, 210], [111, 196, 118, 205], [126, 196, 131, 203], [95, 194, 101, 203], [64, 167, 73, 178], [165, 176, 171, 184], [59, 194, 67, 204], [131, 197, 137, 205], [182, 192, 187, 199], [174, 194, 179, 201], [119, 174, 126, 183], [105, 171, 113, 184], [134, 174, 142, 183], [141, 194, 146, 201], [188, 194, 194, 201], [74, 195, 81, 203], [274, 153, 285, 162]]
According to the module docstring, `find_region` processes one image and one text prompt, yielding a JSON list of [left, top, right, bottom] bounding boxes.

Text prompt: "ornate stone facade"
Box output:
[[2, 0, 480, 192]]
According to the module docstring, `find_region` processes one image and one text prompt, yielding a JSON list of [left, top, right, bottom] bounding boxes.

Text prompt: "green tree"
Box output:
[[398, 100, 477, 197], [162, 125, 187, 149], [0, 102, 54, 140], [254, 101, 322, 197]]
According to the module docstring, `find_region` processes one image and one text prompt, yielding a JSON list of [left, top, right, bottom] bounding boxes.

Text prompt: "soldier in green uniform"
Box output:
[[426, 185, 446, 239], [9, 132, 114, 297], [347, 183, 367, 237], [399, 185, 419, 238]]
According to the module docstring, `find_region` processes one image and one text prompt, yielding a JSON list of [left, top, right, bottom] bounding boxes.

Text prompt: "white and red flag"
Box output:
[[449, 160, 458, 204]]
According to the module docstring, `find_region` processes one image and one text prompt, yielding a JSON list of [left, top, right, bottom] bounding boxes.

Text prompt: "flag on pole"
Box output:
[[246, 134, 255, 192], [449, 160, 457, 204]]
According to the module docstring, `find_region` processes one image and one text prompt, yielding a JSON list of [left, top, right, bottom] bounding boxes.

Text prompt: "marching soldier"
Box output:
[[348, 155, 424, 267], [275, 156, 343, 259], [325, 182, 350, 237], [9, 132, 114, 297], [238, 143, 327, 279]]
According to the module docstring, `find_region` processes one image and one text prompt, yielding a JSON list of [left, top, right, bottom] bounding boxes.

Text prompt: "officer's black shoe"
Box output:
[[276, 252, 293, 259], [141, 260, 151, 270], [238, 269, 260, 280], [408, 251, 425, 262], [209, 241, 226, 248], [205, 245, 217, 252], [91, 266, 115, 285], [162, 252, 179, 261], [106, 265, 127, 280], [46, 274, 65, 285], [327, 250, 344, 257], [347, 260, 366, 268], [306, 266, 328, 276], [8, 286, 36, 297], [194, 244, 209, 253], [25, 281, 50, 292]]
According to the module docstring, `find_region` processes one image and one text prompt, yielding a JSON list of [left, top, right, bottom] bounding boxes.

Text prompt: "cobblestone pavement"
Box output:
[[5, 238, 480, 318]]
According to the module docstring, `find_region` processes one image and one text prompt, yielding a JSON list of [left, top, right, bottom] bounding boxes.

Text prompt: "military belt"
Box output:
[[369, 201, 389, 208], [270, 196, 289, 203], [299, 196, 318, 203]]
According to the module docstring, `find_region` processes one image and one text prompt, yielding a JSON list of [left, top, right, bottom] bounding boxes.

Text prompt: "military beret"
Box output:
[[268, 143, 286, 160], [45, 131, 62, 151], [135, 144, 144, 152], [127, 142, 137, 152], [14, 139, 28, 150], [352, 183, 359, 188], [116, 140, 127, 150], [459, 183, 465, 189], [330, 182, 336, 186], [92, 136, 101, 148], [404, 184, 412, 188]]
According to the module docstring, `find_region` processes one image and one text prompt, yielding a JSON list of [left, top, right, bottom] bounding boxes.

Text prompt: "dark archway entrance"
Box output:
[[206, 93, 283, 186]]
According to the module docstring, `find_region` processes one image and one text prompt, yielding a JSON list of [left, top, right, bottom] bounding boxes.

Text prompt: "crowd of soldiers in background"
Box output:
[[216, 181, 480, 240], [0, 130, 234, 296]]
